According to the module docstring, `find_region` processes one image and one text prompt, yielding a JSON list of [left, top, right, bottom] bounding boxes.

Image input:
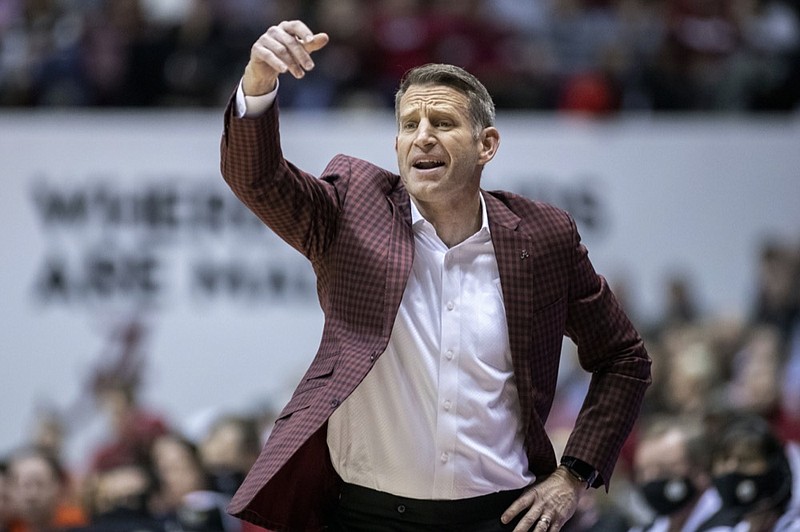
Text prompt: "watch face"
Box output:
[[563, 458, 595, 483]]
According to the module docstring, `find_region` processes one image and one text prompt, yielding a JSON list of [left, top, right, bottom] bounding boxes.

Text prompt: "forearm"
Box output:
[[563, 220, 651, 486], [563, 350, 649, 487], [220, 98, 338, 258]]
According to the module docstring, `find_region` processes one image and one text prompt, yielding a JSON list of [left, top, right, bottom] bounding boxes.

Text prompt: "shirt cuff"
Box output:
[[235, 78, 278, 118]]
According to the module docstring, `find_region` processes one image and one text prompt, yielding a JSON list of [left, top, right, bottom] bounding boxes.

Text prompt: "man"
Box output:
[[6, 447, 87, 532], [629, 417, 720, 532], [220, 19, 651, 532], [697, 414, 797, 531]]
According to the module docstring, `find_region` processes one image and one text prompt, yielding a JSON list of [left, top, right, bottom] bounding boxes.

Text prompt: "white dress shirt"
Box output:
[[327, 197, 534, 499]]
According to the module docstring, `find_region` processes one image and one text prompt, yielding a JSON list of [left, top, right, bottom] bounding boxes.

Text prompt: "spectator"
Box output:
[[697, 414, 798, 531], [657, 326, 724, 416], [175, 490, 243, 532], [88, 321, 169, 475], [629, 415, 720, 532], [0, 461, 11, 532], [752, 239, 800, 342], [5, 446, 87, 532], [197, 415, 260, 497], [1, 0, 799, 111], [150, 432, 249, 531], [149, 432, 210, 522], [657, 273, 701, 336], [727, 325, 800, 443], [77, 456, 164, 532]]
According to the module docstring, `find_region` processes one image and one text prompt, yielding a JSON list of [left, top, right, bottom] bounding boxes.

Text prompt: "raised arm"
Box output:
[[221, 20, 336, 259]]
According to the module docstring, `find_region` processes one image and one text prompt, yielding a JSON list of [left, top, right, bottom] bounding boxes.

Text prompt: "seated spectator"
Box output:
[[197, 415, 260, 497], [697, 414, 797, 531], [5, 446, 87, 532], [175, 490, 242, 532], [1, 460, 11, 532], [727, 325, 800, 443], [629, 415, 720, 532], [88, 320, 169, 474], [78, 455, 164, 532], [149, 433, 210, 522]]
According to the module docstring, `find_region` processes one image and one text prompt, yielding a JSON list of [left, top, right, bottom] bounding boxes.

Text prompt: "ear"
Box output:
[[478, 127, 500, 166]]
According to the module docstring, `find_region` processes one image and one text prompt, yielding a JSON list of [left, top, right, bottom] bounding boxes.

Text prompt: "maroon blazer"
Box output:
[[220, 102, 651, 531]]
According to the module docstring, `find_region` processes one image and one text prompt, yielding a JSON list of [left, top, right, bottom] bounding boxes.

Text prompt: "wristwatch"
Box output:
[[560, 456, 599, 489]]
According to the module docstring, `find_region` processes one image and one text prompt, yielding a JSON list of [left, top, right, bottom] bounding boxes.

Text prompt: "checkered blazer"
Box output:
[[220, 102, 651, 531]]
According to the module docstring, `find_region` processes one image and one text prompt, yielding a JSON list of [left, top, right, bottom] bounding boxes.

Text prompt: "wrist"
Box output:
[[557, 465, 586, 491], [559, 457, 599, 489], [242, 65, 277, 97]]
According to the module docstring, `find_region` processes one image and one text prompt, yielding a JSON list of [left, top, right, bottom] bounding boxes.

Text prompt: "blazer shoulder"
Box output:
[[485, 188, 575, 236], [323, 154, 403, 197], [323, 154, 395, 179]]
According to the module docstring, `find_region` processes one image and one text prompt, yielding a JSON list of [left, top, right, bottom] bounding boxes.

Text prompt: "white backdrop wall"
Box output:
[[2, 110, 799, 467]]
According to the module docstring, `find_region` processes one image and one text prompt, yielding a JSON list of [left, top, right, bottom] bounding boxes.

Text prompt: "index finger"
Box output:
[[278, 19, 316, 43], [279, 20, 329, 54]]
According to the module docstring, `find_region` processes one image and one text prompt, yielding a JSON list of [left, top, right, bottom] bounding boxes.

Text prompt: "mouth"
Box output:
[[412, 159, 446, 171]]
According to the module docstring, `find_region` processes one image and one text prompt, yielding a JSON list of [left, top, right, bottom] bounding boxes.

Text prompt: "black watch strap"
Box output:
[[560, 456, 599, 489]]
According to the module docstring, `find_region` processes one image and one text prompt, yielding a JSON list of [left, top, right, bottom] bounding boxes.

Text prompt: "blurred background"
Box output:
[[1, 0, 799, 531], [1, 0, 800, 111]]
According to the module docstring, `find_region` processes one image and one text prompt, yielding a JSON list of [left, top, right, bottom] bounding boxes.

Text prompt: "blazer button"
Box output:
[[330, 398, 340, 408], [396, 504, 406, 514]]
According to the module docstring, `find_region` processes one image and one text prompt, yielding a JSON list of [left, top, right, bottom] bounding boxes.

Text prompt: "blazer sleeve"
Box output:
[[562, 215, 651, 488], [220, 97, 342, 261]]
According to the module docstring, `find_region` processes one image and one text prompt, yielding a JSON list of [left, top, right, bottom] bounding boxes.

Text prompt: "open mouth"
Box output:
[[412, 160, 445, 170]]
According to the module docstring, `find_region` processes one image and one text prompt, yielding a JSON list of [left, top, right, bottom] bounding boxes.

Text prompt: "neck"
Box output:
[[414, 193, 482, 247]]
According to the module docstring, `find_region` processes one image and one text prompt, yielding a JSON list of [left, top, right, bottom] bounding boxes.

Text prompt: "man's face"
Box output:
[[201, 423, 246, 470], [9, 455, 61, 524], [712, 440, 768, 477], [634, 429, 691, 483], [395, 84, 498, 211]]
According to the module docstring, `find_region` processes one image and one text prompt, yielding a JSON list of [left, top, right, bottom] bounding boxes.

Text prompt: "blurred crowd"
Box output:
[[0, 318, 279, 532], [0, 229, 798, 531], [530, 234, 800, 531], [1, 0, 800, 112], [2, 1, 800, 531]]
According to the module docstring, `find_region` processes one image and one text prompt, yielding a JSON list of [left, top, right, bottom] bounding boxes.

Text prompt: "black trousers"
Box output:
[[328, 483, 526, 532]]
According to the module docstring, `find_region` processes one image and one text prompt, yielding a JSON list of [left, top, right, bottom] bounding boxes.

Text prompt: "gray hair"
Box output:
[[394, 63, 495, 136]]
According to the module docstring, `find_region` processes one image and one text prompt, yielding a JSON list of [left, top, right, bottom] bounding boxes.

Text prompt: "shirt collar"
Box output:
[[410, 192, 490, 236]]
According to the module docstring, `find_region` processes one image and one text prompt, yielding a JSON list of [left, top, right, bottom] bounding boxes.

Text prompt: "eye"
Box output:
[[402, 121, 418, 131], [436, 120, 453, 129]]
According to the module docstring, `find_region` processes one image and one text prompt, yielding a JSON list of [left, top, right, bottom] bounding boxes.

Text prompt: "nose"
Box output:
[[413, 119, 436, 147]]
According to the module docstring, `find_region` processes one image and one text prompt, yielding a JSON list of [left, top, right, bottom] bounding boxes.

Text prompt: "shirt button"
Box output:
[[443, 400, 451, 411], [445, 350, 454, 360], [397, 504, 406, 514], [446, 301, 454, 311], [440, 452, 449, 463]]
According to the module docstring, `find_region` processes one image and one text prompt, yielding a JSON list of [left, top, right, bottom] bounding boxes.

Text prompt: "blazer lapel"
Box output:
[[484, 193, 537, 430], [383, 183, 414, 340]]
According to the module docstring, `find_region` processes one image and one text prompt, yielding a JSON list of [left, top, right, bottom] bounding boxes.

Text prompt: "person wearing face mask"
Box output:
[[629, 416, 721, 532], [696, 414, 798, 532]]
